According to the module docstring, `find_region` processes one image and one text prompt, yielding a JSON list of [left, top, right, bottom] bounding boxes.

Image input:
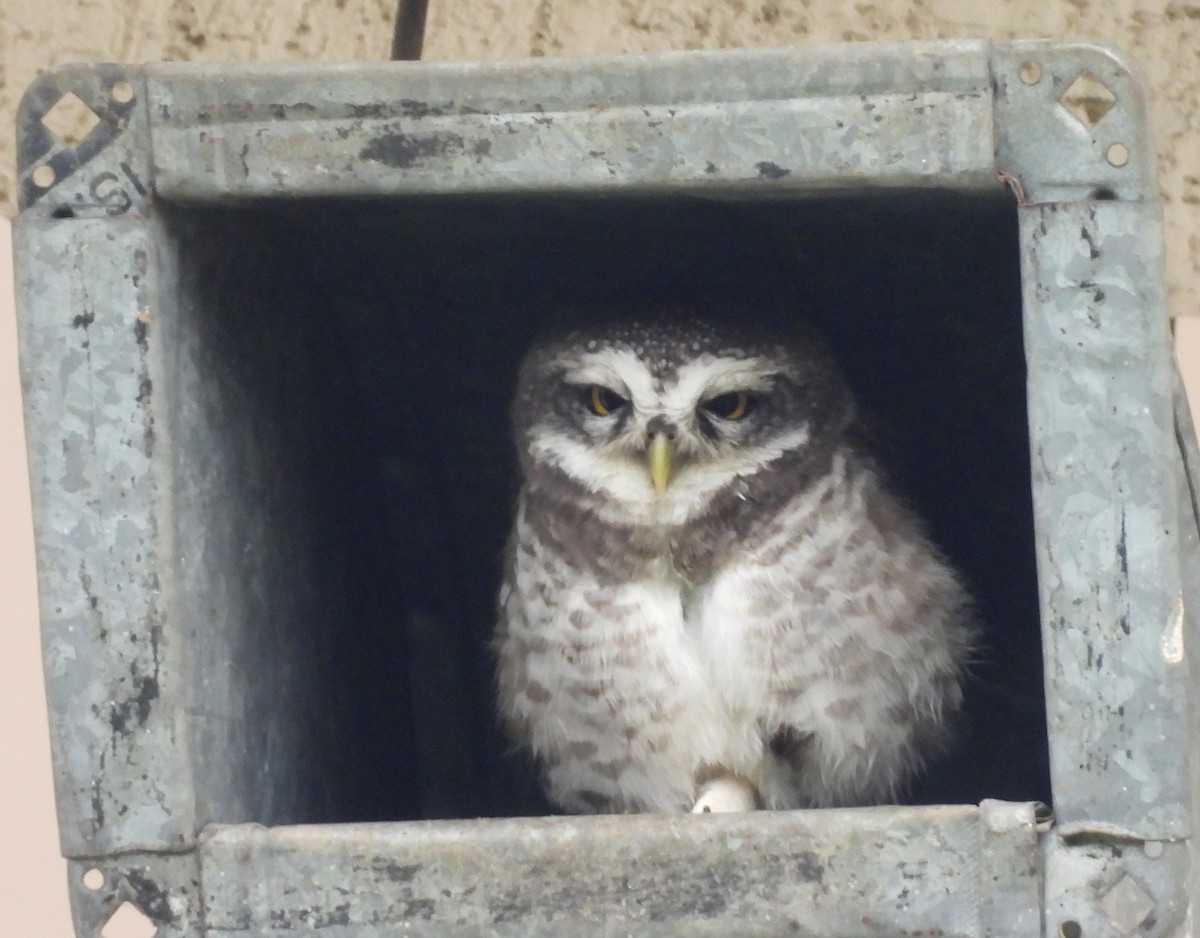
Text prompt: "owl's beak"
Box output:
[[649, 432, 674, 492]]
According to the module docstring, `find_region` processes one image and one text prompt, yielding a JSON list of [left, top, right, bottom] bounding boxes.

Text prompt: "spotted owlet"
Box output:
[[496, 311, 974, 814]]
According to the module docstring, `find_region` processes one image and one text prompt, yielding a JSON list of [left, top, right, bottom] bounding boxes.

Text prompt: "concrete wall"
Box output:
[[1, 0, 1198, 315]]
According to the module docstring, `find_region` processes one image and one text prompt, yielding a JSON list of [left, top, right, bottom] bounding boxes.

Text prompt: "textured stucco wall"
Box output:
[[2, 0, 1198, 313]]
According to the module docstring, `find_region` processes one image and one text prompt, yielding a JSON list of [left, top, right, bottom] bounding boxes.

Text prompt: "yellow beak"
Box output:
[[649, 432, 674, 493]]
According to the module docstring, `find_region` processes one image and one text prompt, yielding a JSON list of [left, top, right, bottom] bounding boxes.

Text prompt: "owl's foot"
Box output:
[[690, 774, 760, 813]]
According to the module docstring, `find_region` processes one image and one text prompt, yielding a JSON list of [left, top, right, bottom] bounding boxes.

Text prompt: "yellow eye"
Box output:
[[588, 386, 627, 417], [702, 391, 751, 421]]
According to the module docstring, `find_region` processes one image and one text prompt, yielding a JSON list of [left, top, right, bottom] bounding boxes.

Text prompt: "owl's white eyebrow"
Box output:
[[666, 356, 781, 408], [560, 349, 657, 401]]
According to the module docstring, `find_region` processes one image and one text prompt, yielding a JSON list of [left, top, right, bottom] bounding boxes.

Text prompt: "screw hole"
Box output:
[[1018, 62, 1042, 85], [111, 80, 135, 104], [1091, 186, 1118, 201], [32, 164, 56, 188], [51, 205, 76, 219], [1106, 143, 1130, 167], [1060, 921, 1083, 938], [82, 867, 105, 890]]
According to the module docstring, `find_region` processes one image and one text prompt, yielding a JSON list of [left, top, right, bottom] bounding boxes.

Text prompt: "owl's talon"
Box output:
[[691, 775, 759, 813]]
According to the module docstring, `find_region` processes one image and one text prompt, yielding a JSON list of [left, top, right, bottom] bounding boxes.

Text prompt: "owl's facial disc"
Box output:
[[525, 346, 819, 523]]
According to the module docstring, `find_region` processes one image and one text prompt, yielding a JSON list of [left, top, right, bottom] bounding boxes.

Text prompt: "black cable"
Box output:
[[391, 0, 429, 60]]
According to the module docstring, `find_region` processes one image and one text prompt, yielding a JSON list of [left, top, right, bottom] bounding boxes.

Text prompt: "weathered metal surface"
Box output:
[[1020, 200, 1188, 840], [17, 64, 153, 218], [157, 208, 368, 837], [993, 42, 1156, 204], [978, 800, 1044, 937], [146, 41, 996, 201], [198, 804, 1038, 937], [13, 215, 195, 857], [67, 853, 203, 938], [1044, 831, 1192, 938]]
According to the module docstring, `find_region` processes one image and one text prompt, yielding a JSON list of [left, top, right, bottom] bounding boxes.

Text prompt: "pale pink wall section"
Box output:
[[1180, 318, 1200, 416], [1, 218, 1199, 937]]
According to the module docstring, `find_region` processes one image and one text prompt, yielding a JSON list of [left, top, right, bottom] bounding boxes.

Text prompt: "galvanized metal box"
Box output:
[[14, 40, 1199, 937]]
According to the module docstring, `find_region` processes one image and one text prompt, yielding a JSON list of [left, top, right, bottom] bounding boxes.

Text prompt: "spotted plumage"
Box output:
[[496, 312, 974, 814]]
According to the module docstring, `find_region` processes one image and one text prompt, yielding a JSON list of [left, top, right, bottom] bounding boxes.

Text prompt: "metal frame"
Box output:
[[13, 39, 1198, 937]]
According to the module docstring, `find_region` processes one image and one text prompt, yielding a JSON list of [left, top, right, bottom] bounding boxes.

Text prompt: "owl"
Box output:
[[495, 310, 974, 814]]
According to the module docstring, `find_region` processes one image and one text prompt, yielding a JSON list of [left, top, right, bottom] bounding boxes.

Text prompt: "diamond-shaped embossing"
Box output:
[[100, 901, 158, 938], [41, 91, 101, 147], [1060, 71, 1117, 128], [1097, 874, 1155, 934]]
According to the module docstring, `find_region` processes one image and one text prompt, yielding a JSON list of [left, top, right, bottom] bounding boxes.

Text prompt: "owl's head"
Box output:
[[512, 311, 856, 527]]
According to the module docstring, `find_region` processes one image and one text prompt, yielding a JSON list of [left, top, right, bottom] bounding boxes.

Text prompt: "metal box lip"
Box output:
[[187, 801, 1043, 938], [16, 39, 1156, 215]]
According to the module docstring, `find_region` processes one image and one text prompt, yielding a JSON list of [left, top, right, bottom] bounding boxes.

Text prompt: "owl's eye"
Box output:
[[586, 386, 628, 417], [702, 391, 753, 421]]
